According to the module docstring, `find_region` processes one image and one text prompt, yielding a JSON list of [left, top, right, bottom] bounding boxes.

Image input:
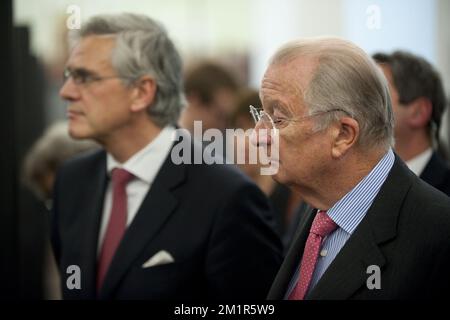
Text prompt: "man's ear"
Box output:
[[130, 76, 157, 112], [330, 117, 359, 159], [407, 97, 432, 129]]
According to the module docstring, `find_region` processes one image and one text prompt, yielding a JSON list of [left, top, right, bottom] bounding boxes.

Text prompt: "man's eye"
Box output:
[[273, 118, 284, 124], [272, 115, 284, 122], [82, 74, 94, 83], [74, 71, 95, 83], [76, 75, 86, 83]]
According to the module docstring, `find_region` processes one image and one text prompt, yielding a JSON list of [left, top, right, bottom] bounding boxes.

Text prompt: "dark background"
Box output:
[[1, 0, 47, 299]]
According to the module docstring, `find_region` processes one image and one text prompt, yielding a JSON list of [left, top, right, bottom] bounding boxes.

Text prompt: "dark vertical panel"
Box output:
[[0, 0, 19, 299], [13, 26, 47, 299], [0, 1, 47, 299], [13, 27, 46, 162]]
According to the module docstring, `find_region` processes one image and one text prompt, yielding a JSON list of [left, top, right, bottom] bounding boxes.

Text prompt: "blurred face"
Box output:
[[59, 35, 135, 143], [185, 88, 237, 131], [256, 58, 333, 188]]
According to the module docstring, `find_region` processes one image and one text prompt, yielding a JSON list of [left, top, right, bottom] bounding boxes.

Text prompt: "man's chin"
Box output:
[[68, 127, 92, 140], [271, 173, 283, 184], [269, 166, 289, 185]]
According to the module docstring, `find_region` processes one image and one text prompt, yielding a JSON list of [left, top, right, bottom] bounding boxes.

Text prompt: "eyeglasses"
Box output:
[[63, 67, 135, 85], [249, 105, 351, 129]]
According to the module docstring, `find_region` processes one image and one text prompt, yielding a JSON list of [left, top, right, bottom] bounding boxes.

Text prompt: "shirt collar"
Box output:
[[405, 147, 433, 176], [106, 126, 176, 184], [326, 148, 395, 235]]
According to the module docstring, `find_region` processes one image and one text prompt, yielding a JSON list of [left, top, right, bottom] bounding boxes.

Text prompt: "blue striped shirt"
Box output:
[[285, 148, 395, 299]]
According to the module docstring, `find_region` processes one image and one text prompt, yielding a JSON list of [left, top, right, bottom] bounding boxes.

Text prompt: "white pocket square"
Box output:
[[142, 250, 175, 268]]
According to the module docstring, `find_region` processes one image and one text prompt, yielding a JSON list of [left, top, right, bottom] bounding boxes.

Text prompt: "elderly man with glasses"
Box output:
[[52, 13, 282, 300], [251, 37, 450, 300]]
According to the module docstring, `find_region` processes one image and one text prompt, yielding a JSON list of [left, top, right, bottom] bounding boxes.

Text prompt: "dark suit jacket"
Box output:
[[51, 140, 282, 300], [268, 156, 450, 300], [420, 152, 450, 196]]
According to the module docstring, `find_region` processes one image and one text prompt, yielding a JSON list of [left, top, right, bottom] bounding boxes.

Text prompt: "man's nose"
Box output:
[[59, 78, 80, 102], [250, 122, 272, 147]]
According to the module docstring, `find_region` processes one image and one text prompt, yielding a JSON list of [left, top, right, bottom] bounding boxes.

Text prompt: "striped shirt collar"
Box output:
[[326, 148, 395, 235]]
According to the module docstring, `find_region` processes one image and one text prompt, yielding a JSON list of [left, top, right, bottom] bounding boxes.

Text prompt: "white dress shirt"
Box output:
[[405, 147, 432, 176], [97, 126, 176, 255]]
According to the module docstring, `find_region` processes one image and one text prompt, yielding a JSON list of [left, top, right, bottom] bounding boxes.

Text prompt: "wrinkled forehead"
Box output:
[[67, 35, 117, 72], [260, 56, 318, 103]]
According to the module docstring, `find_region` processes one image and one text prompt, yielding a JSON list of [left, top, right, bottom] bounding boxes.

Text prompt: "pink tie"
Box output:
[[97, 168, 134, 291], [288, 210, 338, 300]]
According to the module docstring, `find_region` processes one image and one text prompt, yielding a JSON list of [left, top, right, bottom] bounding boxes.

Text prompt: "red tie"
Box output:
[[97, 168, 134, 291], [289, 210, 338, 300]]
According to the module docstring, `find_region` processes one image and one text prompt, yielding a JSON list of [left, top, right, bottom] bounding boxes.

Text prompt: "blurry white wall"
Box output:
[[14, 0, 448, 85], [343, 0, 436, 62], [14, 0, 253, 63], [14, 0, 450, 145], [249, 0, 344, 86]]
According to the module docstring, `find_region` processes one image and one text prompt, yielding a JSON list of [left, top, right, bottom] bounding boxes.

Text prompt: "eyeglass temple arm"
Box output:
[[249, 105, 260, 123]]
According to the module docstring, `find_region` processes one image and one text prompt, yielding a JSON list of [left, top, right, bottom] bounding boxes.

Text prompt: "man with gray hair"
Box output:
[[250, 37, 450, 299], [53, 13, 282, 300]]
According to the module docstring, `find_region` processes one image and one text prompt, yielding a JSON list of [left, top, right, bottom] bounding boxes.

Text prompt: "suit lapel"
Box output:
[[420, 152, 447, 188], [307, 219, 386, 299], [308, 156, 413, 299], [98, 153, 186, 299], [76, 152, 108, 298]]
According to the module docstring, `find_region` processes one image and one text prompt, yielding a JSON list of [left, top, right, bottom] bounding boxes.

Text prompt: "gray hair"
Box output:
[[79, 13, 186, 127], [270, 37, 394, 150]]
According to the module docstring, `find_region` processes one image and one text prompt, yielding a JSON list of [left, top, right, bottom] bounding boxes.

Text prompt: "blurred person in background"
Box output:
[[23, 121, 98, 299], [179, 61, 240, 132], [54, 13, 282, 300], [373, 51, 450, 196], [229, 88, 303, 242], [23, 121, 98, 208]]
